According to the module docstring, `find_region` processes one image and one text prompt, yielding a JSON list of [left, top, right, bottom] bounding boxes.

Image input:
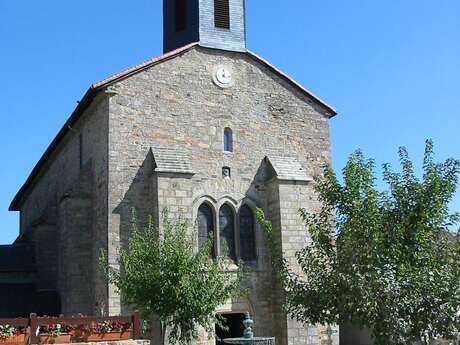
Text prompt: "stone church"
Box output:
[[1, 0, 341, 344]]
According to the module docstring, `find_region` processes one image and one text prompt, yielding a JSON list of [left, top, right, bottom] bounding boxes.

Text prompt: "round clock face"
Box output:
[[214, 66, 233, 87]]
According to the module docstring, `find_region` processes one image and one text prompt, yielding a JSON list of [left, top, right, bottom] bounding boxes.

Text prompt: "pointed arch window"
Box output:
[[239, 205, 256, 262], [197, 203, 214, 255], [219, 204, 236, 259], [224, 128, 233, 152]]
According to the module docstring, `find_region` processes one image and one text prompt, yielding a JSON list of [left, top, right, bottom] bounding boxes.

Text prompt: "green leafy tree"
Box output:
[[257, 140, 460, 345], [102, 209, 245, 345]]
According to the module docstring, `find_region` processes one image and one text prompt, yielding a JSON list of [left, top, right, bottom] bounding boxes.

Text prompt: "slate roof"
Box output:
[[265, 156, 312, 182], [10, 43, 336, 211], [152, 145, 195, 175]]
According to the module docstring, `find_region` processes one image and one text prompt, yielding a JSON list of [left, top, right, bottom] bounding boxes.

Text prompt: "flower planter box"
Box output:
[[0, 334, 25, 345], [38, 334, 71, 344], [86, 331, 131, 342], [70, 330, 90, 342]]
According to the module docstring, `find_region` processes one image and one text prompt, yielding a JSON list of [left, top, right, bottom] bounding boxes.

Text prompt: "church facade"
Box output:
[[5, 1, 338, 344]]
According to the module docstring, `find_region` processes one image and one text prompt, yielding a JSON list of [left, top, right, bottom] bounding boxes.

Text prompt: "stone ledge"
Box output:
[[70, 340, 150, 345]]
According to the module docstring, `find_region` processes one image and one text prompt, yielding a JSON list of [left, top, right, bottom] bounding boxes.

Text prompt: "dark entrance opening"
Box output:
[[216, 313, 246, 345]]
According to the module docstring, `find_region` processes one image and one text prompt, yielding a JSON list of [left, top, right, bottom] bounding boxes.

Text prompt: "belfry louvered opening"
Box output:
[[175, 0, 187, 32], [214, 0, 230, 29]]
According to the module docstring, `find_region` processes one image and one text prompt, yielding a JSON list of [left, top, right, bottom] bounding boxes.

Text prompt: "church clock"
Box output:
[[213, 65, 233, 88]]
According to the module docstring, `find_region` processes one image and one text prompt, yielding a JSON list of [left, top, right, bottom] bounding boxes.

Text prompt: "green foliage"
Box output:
[[102, 209, 245, 345], [0, 325, 15, 340], [257, 140, 460, 345]]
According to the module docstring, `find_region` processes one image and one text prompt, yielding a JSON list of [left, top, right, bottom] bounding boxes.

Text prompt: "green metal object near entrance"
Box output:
[[223, 313, 275, 345]]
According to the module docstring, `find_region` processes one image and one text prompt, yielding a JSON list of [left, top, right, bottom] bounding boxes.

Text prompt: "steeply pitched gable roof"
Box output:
[[10, 43, 336, 210], [92, 43, 337, 115]]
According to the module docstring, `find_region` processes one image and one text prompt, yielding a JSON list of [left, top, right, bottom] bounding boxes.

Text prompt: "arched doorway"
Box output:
[[215, 313, 246, 345]]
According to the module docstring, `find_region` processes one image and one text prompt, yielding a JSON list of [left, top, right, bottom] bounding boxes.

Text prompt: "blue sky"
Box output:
[[0, 0, 459, 244]]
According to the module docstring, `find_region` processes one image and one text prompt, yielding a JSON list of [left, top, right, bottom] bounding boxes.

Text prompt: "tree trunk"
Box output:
[[161, 323, 167, 345], [149, 317, 165, 345]]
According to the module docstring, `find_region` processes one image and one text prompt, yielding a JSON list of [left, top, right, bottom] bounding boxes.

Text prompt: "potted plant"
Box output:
[[87, 321, 131, 342], [0, 325, 25, 345], [68, 315, 91, 342], [71, 323, 92, 342], [39, 323, 73, 344]]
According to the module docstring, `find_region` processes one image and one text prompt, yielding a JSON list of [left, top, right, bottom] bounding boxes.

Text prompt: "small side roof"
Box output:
[[152, 145, 195, 175], [265, 156, 312, 182]]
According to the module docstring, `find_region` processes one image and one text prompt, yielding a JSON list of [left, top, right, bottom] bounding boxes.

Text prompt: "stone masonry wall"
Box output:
[[279, 181, 319, 345], [156, 173, 194, 225], [265, 178, 288, 345], [276, 181, 339, 345], [105, 46, 332, 344], [57, 164, 93, 315], [17, 94, 110, 315]]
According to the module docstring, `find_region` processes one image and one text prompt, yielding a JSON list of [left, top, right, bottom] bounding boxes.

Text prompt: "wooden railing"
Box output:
[[0, 317, 29, 328], [0, 312, 141, 344]]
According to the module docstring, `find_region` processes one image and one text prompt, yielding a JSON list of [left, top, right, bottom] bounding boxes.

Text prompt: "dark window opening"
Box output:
[[214, 0, 230, 29], [239, 205, 256, 262], [219, 204, 236, 259], [224, 128, 233, 152], [198, 203, 215, 256], [222, 166, 231, 179], [175, 0, 187, 32]]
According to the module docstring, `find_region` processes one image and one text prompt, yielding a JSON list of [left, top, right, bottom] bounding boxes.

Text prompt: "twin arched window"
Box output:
[[219, 205, 236, 260], [197, 202, 257, 263], [198, 203, 214, 254], [239, 205, 256, 262]]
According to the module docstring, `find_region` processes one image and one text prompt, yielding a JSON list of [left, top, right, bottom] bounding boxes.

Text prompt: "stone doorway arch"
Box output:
[[215, 298, 255, 345]]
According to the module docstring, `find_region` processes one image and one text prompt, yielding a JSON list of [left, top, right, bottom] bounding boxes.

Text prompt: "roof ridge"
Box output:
[[92, 44, 337, 116], [92, 42, 199, 89], [246, 50, 337, 115]]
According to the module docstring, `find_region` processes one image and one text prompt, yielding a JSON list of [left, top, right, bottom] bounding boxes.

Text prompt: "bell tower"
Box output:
[[163, 0, 247, 53]]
